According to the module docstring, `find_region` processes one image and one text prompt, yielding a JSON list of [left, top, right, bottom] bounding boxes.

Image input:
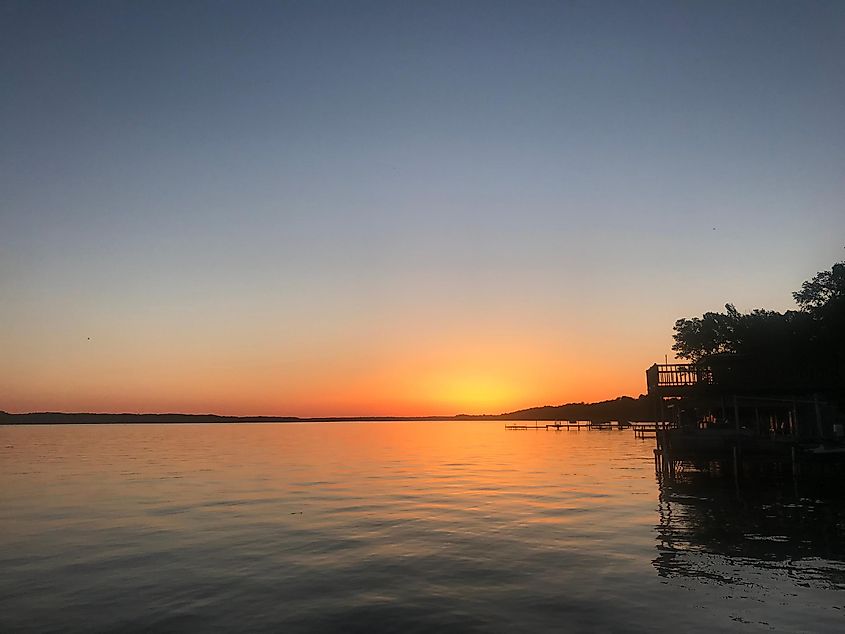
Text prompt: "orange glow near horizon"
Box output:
[[3, 326, 659, 417], [2, 282, 672, 417]]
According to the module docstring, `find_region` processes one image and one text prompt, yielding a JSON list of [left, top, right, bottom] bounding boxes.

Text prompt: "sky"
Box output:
[[2, 0, 844, 416]]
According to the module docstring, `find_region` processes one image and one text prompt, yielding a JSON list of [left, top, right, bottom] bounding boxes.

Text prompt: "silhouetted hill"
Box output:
[[496, 395, 657, 422], [0, 396, 659, 425]]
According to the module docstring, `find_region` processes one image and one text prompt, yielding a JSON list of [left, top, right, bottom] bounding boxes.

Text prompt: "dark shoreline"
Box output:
[[0, 413, 489, 425], [0, 395, 658, 425]]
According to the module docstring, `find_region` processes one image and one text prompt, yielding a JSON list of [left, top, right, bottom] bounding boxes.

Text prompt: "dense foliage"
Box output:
[[671, 260, 845, 389], [671, 305, 813, 362], [793, 261, 845, 313]]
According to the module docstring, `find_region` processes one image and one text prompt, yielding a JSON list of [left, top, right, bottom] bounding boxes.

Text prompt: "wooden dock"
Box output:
[[505, 421, 637, 431], [631, 422, 674, 438], [504, 421, 589, 430], [502, 420, 673, 436]]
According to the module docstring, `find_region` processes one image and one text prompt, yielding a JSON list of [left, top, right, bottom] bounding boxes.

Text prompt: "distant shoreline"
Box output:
[[0, 413, 491, 425], [0, 396, 658, 425]]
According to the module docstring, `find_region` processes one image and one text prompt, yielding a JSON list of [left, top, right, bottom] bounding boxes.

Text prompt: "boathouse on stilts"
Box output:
[[645, 352, 845, 480]]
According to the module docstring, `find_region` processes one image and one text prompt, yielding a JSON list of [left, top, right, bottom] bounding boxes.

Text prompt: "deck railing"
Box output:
[[646, 363, 713, 392]]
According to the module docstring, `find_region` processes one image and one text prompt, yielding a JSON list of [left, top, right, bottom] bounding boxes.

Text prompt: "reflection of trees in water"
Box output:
[[653, 469, 845, 589]]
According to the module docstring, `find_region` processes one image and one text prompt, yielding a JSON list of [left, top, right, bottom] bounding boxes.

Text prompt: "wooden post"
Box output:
[[663, 430, 672, 478], [733, 395, 740, 432], [732, 445, 740, 493]]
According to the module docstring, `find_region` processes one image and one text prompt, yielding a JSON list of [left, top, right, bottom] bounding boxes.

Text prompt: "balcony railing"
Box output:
[[646, 363, 713, 393]]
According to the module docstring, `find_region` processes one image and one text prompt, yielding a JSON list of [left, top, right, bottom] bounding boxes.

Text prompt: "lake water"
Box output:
[[1, 422, 843, 632]]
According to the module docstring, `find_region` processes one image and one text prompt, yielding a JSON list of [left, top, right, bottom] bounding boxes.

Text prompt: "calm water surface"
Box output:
[[1, 422, 843, 632]]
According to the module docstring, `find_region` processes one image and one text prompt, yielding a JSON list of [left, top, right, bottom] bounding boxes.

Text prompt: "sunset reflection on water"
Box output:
[[1, 422, 842, 632]]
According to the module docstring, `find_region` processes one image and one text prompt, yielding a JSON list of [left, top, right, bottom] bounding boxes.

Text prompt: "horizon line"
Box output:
[[0, 394, 647, 421]]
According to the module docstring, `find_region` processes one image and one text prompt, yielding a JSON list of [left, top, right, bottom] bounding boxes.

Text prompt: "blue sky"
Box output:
[[2, 1, 844, 414]]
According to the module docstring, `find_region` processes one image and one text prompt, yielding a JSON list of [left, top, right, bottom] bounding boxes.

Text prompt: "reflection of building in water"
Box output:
[[652, 470, 845, 585]]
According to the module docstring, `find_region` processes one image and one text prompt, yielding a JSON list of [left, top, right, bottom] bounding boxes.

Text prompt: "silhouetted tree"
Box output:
[[793, 261, 845, 313], [672, 258, 845, 381], [671, 304, 741, 361], [793, 260, 845, 396]]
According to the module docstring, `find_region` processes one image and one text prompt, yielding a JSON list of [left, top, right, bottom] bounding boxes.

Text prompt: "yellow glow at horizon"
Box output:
[[2, 311, 667, 416], [424, 372, 521, 412]]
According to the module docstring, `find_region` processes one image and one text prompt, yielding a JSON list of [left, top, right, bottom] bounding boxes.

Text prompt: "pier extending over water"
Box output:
[[504, 420, 654, 432]]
